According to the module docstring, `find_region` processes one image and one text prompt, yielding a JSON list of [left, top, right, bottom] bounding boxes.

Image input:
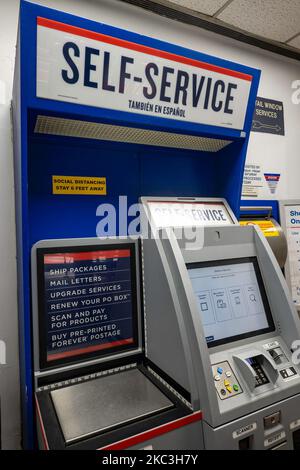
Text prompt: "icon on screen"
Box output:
[[234, 296, 241, 305], [249, 294, 256, 302], [217, 299, 227, 309], [200, 302, 208, 311]]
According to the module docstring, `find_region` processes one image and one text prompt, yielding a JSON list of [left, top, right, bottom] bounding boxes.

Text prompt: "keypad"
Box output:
[[212, 361, 243, 400]]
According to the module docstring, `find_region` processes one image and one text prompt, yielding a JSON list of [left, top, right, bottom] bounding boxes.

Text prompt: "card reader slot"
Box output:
[[233, 352, 278, 393], [246, 357, 269, 387]]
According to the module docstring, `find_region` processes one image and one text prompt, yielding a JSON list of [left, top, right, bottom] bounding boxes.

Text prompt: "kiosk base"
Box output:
[[203, 378, 300, 449], [36, 364, 203, 450], [51, 369, 173, 444]]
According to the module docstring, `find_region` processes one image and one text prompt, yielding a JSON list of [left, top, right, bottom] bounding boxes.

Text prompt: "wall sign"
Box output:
[[264, 173, 281, 195], [242, 164, 263, 198], [252, 97, 285, 135], [52, 175, 107, 195], [36, 17, 253, 131], [242, 164, 283, 200]]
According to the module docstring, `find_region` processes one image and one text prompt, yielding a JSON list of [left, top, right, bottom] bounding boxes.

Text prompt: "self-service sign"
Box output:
[[146, 201, 234, 228], [36, 17, 253, 130]]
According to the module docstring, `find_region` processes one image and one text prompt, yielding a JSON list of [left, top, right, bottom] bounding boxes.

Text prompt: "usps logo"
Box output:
[[264, 173, 281, 194]]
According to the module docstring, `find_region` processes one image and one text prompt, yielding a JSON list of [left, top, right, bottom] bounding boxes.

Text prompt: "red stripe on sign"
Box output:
[[35, 395, 50, 450], [44, 249, 131, 264], [47, 338, 134, 362], [37, 17, 252, 82], [98, 411, 202, 450]]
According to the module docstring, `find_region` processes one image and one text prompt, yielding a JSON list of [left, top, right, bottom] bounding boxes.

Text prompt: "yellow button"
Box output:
[[226, 386, 233, 393], [224, 380, 230, 386]]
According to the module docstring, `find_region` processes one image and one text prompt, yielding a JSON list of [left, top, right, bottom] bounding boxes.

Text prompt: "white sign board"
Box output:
[[146, 201, 234, 229], [280, 201, 300, 306], [36, 17, 252, 130]]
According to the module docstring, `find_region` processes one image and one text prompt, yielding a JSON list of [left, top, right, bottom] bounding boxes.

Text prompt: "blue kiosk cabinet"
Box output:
[[13, 1, 260, 449]]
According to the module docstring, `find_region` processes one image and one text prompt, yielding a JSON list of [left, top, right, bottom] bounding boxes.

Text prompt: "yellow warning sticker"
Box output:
[[240, 220, 279, 237], [52, 176, 107, 195]]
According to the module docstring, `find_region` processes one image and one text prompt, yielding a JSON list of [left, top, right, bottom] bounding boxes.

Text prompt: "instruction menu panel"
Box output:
[[188, 261, 269, 344], [43, 248, 135, 362]]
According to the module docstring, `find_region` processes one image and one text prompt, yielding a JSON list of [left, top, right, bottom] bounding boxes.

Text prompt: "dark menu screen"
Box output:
[[37, 245, 138, 368]]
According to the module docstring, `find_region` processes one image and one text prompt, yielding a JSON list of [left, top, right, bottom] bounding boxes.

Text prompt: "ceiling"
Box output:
[[166, 0, 300, 52]]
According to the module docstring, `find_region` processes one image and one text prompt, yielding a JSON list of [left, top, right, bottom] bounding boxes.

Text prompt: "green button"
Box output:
[[233, 384, 239, 392]]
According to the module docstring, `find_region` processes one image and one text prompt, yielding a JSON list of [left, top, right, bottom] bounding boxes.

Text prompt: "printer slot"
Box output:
[[268, 347, 287, 365]]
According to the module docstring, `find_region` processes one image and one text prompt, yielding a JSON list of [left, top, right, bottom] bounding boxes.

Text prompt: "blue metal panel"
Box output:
[[27, 134, 221, 244], [215, 139, 249, 215]]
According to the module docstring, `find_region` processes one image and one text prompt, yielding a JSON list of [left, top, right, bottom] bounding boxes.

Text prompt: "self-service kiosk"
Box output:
[[30, 195, 300, 450], [141, 197, 300, 450], [31, 197, 236, 450], [13, 1, 262, 449]]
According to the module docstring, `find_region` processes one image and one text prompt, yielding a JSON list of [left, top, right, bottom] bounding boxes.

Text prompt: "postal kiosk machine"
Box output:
[[142, 197, 300, 450], [13, 0, 259, 448]]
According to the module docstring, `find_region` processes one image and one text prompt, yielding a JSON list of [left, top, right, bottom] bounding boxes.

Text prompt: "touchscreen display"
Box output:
[[187, 258, 275, 347]]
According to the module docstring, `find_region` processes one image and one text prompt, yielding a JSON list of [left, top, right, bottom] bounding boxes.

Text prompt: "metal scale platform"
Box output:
[[51, 369, 174, 444]]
